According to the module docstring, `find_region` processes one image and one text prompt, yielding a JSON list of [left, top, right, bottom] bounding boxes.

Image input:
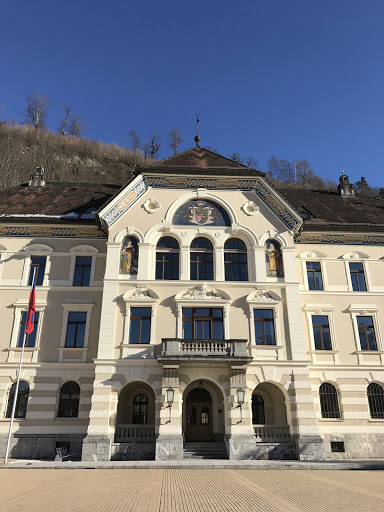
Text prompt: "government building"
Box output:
[[1, 142, 384, 461]]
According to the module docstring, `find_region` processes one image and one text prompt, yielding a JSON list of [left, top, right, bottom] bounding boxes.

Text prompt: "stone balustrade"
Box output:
[[160, 338, 249, 358], [114, 424, 156, 442], [253, 425, 291, 442]]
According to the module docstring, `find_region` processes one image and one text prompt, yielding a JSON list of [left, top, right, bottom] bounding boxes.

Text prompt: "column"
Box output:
[[215, 246, 225, 281], [81, 364, 114, 461], [253, 246, 267, 283], [225, 365, 256, 460], [179, 246, 189, 280], [155, 364, 183, 460], [289, 368, 325, 461]]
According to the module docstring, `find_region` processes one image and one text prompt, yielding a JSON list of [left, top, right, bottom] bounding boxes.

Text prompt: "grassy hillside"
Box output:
[[0, 123, 151, 189]]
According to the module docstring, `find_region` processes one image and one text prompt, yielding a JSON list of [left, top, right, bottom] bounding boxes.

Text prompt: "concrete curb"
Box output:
[[2, 459, 384, 470]]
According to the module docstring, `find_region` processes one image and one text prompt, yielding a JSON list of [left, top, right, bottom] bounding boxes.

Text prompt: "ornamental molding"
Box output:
[[0, 226, 105, 239], [242, 201, 259, 216], [295, 233, 384, 246], [143, 198, 161, 214], [246, 287, 282, 303], [340, 251, 370, 260], [123, 286, 159, 302], [175, 284, 230, 302]]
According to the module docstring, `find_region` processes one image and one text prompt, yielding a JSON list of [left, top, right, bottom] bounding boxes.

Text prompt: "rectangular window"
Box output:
[[65, 312, 87, 347], [17, 311, 40, 347], [349, 262, 366, 291], [73, 256, 92, 286], [129, 307, 151, 344], [253, 309, 276, 345], [182, 308, 223, 340], [312, 315, 332, 350], [28, 256, 46, 286], [155, 253, 179, 280], [357, 316, 377, 351], [306, 262, 323, 291]]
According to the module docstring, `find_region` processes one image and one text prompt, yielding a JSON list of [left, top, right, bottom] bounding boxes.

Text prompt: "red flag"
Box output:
[[25, 269, 36, 334]]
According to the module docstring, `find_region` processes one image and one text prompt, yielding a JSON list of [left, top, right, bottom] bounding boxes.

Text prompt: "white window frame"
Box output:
[[174, 285, 231, 339], [299, 252, 328, 291], [69, 245, 99, 287], [342, 252, 371, 292], [347, 304, 383, 364], [21, 244, 53, 287], [121, 287, 159, 357], [7, 298, 47, 363], [246, 288, 282, 360], [59, 301, 94, 362], [303, 303, 338, 364]]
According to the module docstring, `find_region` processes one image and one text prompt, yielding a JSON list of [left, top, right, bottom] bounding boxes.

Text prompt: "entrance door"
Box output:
[[185, 388, 213, 442]]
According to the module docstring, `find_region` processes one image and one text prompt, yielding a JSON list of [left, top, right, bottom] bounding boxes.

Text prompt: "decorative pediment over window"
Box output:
[[123, 286, 159, 302], [175, 284, 230, 302], [341, 251, 369, 260], [246, 288, 281, 304]]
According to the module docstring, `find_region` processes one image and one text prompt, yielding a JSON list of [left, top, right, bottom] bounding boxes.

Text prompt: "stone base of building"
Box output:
[[253, 442, 296, 460], [155, 435, 183, 460], [295, 434, 326, 461], [81, 435, 112, 461], [111, 442, 156, 461], [324, 433, 384, 459], [0, 434, 85, 460], [225, 434, 257, 460]]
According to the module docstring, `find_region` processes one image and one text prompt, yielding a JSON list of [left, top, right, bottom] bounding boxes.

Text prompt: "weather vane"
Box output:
[[195, 113, 201, 147]]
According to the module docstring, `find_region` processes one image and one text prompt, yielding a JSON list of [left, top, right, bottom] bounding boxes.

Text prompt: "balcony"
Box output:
[[253, 425, 291, 443], [158, 338, 252, 361], [114, 424, 156, 443]]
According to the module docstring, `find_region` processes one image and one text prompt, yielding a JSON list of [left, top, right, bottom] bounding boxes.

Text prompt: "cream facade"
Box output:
[[1, 149, 383, 461]]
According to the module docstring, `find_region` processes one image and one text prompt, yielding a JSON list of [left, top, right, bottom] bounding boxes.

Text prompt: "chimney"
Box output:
[[337, 170, 354, 197], [28, 166, 46, 189]]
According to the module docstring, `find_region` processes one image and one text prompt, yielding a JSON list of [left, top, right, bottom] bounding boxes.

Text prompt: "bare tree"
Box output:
[[129, 129, 141, 154], [142, 142, 150, 162], [149, 132, 161, 159], [58, 105, 71, 135], [24, 92, 50, 128], [295, 160, 315, 187], [67, 114, 83, 138], [228, 152, 244, 164], [169, 127, 183, 155], [267, 156, 292, 183], [246, 157, 258, 168]]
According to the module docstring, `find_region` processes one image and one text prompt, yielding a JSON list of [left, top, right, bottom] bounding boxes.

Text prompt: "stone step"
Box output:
[[183, 442, 228, 460]]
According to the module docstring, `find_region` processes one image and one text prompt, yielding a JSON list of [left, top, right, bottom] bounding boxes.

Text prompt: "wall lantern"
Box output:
[[237, 387, 245, 422], [166, 387, 175, 422], [166, 387, 175, 406]]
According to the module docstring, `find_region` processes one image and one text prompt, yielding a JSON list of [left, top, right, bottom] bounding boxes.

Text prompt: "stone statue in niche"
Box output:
[[265, 240, 283, 277], [120, 236, 139, 274]]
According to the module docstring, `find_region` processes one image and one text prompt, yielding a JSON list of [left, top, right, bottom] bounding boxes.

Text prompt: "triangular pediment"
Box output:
[[98, 147, 303, 232]]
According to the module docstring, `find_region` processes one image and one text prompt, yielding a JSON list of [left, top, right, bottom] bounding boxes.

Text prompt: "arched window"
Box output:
[[58, 381, 80, 418], [367, 383, 384, 419], [252, 394, 265, 424], [224, 238, 248, 281], [6, 381, 29, 418], [319, 383, 340, 419], [156, 236, 179, 280], [132, 393, 148, 424], [190, 238, 213, 281], [265, 239, 283, 277], [119, 236, 139, 275]]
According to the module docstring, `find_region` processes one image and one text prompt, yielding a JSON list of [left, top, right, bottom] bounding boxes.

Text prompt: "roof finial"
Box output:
[[194, 113, 201, 147]]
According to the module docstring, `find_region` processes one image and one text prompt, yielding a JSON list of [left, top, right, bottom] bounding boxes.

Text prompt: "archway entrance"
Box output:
[[185, 387, 213, 441]]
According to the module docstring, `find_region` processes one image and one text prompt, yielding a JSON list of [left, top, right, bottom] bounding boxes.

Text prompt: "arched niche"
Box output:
[[119, 236, 139, 275], [172, 199, 231, 227], [265, 239, 284, 277], [252, 382, 288, 426], [115, 381, 156, 426]]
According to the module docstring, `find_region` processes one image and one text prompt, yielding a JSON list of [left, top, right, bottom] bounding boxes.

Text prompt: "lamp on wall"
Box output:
[[166, 387, 175, 421], [237, 387, 245, 422]]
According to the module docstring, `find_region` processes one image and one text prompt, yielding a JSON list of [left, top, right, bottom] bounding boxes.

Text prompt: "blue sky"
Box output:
[[1, 1, 383, 186]]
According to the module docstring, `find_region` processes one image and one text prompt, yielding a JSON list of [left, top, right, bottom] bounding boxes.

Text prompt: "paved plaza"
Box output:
[[1, 469, 384, 511]]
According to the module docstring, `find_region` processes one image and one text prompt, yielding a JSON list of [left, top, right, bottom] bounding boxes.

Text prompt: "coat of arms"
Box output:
[[188, 200, 215, 225]]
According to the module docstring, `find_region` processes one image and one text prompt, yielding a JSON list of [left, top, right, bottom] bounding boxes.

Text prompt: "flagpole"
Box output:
[[4, 331, 29, 463], [4, 267, 36, 464]]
